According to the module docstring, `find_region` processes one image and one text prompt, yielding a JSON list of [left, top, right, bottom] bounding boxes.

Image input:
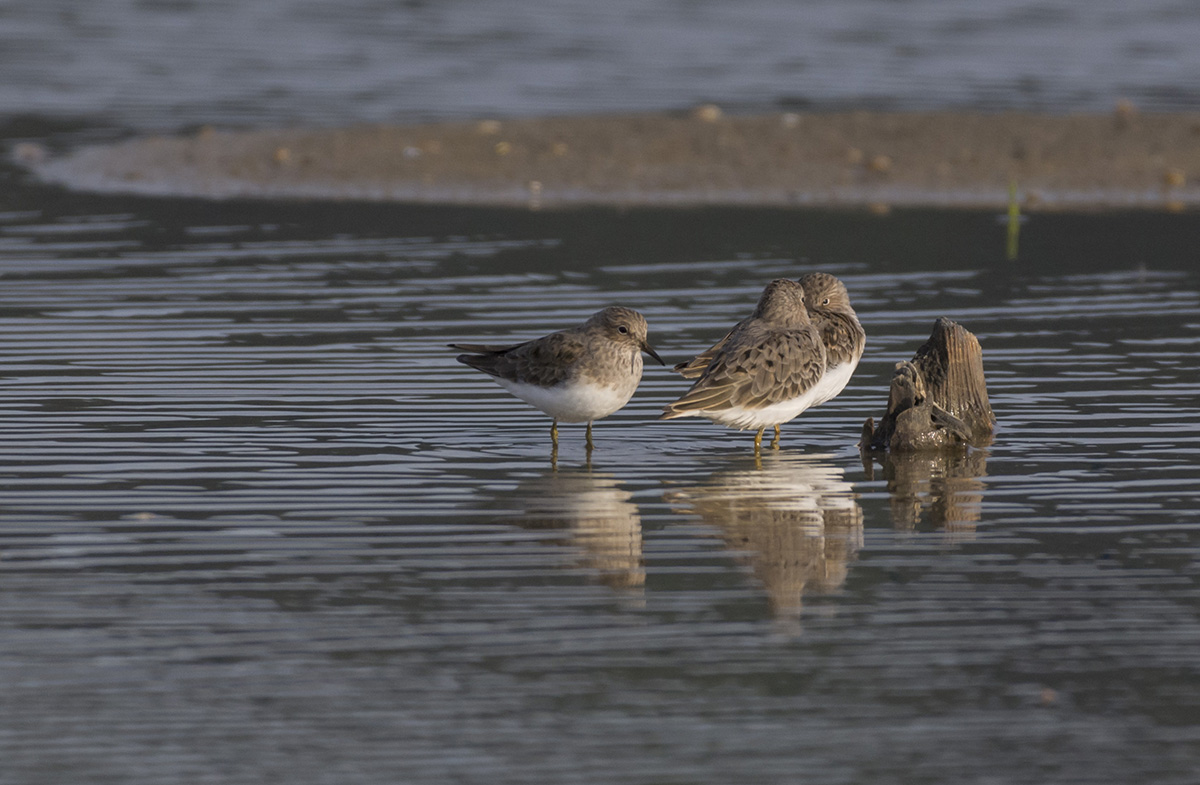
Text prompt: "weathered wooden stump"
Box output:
[[861, 318, 995, 452]]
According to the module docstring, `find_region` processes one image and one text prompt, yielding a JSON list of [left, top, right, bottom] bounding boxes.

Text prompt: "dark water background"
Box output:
[[2, 2, 1200, 783]]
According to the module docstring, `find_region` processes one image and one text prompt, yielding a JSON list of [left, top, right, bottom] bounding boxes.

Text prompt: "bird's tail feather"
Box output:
[[448, 342, 509, 354]]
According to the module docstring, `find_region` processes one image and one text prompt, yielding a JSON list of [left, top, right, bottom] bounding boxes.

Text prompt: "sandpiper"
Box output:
[[451, 306, 663, 449], [661, 278, 827, 450], [673, 272, 865, 444]]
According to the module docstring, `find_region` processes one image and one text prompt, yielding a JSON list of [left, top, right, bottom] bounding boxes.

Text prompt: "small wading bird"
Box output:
[[661, 278, 829, 450], [670, 272, 865, 449], [451, 306, 663, 450]]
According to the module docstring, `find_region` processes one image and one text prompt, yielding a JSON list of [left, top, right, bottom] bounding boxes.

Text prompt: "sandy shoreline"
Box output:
[[22, 109, 1200, 210]]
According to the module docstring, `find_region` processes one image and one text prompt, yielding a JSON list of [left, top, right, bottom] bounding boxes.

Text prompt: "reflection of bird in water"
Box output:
[[665, 453, 862, 617], [506, 468, 644, 592], [873, 449, 987, 539]]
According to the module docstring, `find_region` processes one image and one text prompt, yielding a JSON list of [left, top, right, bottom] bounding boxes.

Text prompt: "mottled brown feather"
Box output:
[[675, 272, 864, 379], [673, 330, 732, 379], [798, 272, 865, 371], [453, 331, 586, 387], [663, 279, 827, 418], [452, 305, 661, 392]]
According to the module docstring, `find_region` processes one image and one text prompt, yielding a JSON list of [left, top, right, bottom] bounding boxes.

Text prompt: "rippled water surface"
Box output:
[[1, 173, 1198, 783]]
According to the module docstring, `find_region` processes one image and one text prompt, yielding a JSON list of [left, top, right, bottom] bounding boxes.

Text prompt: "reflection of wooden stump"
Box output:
[[861, 318, 996, 452], [882, 450, 987, 535]]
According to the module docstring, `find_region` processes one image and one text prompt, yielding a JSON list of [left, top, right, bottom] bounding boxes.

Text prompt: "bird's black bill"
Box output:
[[643, 343, 665, 365]]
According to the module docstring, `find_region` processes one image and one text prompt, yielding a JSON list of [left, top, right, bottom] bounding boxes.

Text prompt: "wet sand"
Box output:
[[23, 109, 1200, 209]]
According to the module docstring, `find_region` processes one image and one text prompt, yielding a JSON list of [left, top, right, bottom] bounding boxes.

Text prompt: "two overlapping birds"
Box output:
[[451, 273, 864, 450]]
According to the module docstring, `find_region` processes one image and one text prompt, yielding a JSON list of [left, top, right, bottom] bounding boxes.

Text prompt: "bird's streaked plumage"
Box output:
[[674, 272, 865, 409], [452, 306, 663, 448], [661, 279, 827, 448]]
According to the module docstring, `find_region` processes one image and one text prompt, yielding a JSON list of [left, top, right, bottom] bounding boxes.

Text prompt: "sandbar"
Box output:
[[23, 108, 1200, 210]]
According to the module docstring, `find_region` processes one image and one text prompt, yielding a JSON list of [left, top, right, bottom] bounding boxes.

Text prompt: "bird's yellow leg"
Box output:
[[586, 421, 594, 451], [771, 425, 782, 450], [551, 420, 559, 448], [754, 427, 765, 452]]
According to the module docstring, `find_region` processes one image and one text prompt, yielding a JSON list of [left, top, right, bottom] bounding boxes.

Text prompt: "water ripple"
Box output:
[[0, 201, 1198, 784]]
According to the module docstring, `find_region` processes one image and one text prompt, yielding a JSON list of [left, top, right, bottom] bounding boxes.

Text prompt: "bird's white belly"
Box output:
[[705, 383, 826, 430], [810, 357, 860, 407], [497, 378, 635, 423]]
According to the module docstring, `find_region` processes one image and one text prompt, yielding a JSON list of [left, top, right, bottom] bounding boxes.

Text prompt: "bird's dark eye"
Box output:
[[617, 325, 629, 334], [822, 297, 831, 306]]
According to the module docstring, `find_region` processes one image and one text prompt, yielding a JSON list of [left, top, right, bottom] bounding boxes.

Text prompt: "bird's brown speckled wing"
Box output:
[[664, 324, 826, 415], [454, 330, 585, 387], [814, 310, 866, 369], [673, 322, 741, 379], [684, 309, 864, 379]]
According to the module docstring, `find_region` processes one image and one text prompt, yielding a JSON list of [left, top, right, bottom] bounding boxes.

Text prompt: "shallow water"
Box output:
[[1, 169, 1199, 782]]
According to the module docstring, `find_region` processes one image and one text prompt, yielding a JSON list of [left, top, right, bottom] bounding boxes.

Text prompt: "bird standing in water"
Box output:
[[452, 306, 663, 450], [672, 272, 865, 447], [661, 278, 827, 450]]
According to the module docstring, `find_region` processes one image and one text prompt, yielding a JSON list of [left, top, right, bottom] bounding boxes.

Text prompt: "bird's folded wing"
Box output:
[[818, 312, 865, 367], [727, 332, 827, 410], [451, 339, 534, 378], [664, 338, 760, 414], [673, 326, 736, 379], [448, 341, 527, 354]]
